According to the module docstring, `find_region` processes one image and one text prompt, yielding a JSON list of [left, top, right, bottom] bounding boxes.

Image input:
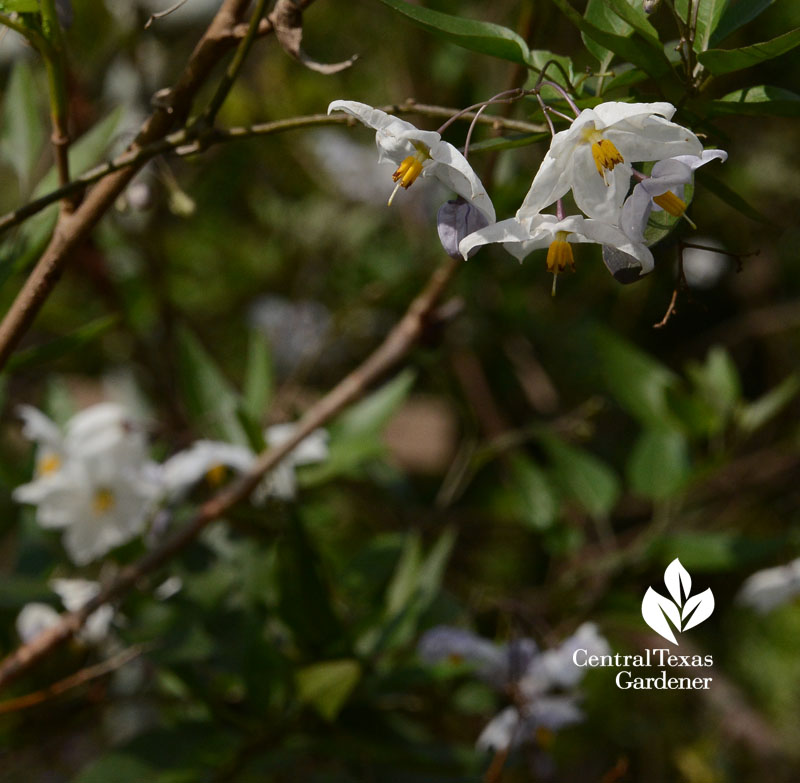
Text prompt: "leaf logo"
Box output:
[[641, 559, 714, 644]]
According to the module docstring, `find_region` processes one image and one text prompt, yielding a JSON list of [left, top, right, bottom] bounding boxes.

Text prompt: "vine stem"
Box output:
[[0, 254, 461, 691]]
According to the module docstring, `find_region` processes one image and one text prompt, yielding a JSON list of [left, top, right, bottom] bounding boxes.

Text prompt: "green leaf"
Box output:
[[242, 329, 274, 422], [601, 0, 659, 46], [385, 532, 423, 616], [1, 0, 40, 12], [526, 50, 576, 88], [737, 373, 800, 434], [175, 325, 248, 445], [1, 61, 44, 191], [591, 328, 680, 426], [549, 0, 678, 93], [375, 0, 531, 66], [509, 456, 559, 530], [674, 0, 728, 53], [627, 428, 690, 500], [4, 315, 118, 372], [0, 109, 126, 289], [699, 170, 776, 226], [304, 370, 415, 482], [699, 27, 800, 75], [277, 514, 343, 654], [583, 0, 633, 68], [706, 85, 800, 118], [710, 0, 776, 47], [296, 659, 361, 721], [650, 532, 784, 571], [541, 435, 621, 517], [686, 346, 741, 416], [75, 755, 157, 783]]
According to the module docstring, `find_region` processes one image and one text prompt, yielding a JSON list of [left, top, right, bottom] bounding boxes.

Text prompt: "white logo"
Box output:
[[641, 559, 714, 645]]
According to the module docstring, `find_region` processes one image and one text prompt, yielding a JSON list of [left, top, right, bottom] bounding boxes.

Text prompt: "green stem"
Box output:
[[201, 0, 270, 124]]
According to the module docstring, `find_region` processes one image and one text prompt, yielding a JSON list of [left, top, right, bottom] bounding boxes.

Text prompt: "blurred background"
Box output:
[[1, 0, 800, 780]]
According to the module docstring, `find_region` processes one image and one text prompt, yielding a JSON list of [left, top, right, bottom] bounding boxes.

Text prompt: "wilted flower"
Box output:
[[16, 579, 113, 645], [437, 197, 492, 260], [520, 102, 702, 222], [327, 100, 495, 221], [621, 149, 728, 242], [737, 558, 800, 613], [418, 622, 609, 753]]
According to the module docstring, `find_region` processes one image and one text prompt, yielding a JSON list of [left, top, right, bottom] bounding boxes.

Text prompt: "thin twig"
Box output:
[[0, 108, 545, 236], [0, 644, 149, 715], [145, 0, 190, 29], [0, 0, 258, 371], [0, 255, 461, 691]]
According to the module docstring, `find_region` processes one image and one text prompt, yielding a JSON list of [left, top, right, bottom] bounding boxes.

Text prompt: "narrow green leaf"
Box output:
[[509, 456, 559, 530], [375, 0, 531, 66], [1, 61, 44, 191], [699, 27, 800, 75], [590, 328, 680, 426], [5, 315, 118, 372], [242, 329, 273, 422], [416, 526, 456, 605], [385, 532, 423, 616], [175, 325, 248, 445], [710, 0, 776, 47], [699, 170, 776, 226], [674, 0, 728, 53], [549, 0, 678, 93], [1, 0, 39, 12], [296, 659, 361, 721], [601, 0, 660, 46], [707, 85, 800, 118], [337, 369, 416, 436], [627, 428, 690, 500], [541, 435, 621, 518], [737, 373, 800, 434], [583, 0, 633, 68], [686, 346, 741, 417]]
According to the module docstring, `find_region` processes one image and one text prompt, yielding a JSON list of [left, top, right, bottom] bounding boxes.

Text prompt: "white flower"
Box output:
[[16, 603, 61, 644], [16, 579, 113, 645], [14, 458, 161, 565], [520, 102, 702, 222], [17, 405, 65, 478], [621, 149, 728, 242], [51, 578, 114, 643], [258, 424, 329, 501], [737, 558, 800, 613], [160, 440, 255, 499], [327, 100, 495, 221], [460, 213, 655, 284]]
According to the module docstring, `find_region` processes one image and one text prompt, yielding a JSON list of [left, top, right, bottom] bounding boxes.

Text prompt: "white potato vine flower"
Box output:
[[736, 557, 800, 614], [520, 102, 702, 222], [327, 100, 495, 222], [16, 578, 113, 645], [13, 403, 160, 566], [417, 622, 610, 753], [160, 440, 255, 500], [460, 213, 654, 290], [621, 149, 728, 242]]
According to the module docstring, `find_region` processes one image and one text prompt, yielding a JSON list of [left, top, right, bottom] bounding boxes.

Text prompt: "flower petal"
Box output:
[[570, 145, 631, 222], [518, 151, 571, 217], [593, 100, 676, 126], [459, 217, 540, 261], [427, 141, 495, 222], [582, 219, 655, 273]]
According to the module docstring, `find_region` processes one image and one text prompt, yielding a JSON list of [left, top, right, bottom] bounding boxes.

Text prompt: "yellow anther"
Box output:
[[205, 463, 227, 487], [590, 139, 624, 180], [388, 148, 430, 206], [92, 488, 115, 515], [37, 452, 61, 476], [546, 232, 575, 296], [652, 189, 696, 227]]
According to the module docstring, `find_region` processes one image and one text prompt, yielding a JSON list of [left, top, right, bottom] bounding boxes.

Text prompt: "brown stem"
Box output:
[[0, 0, 256, 371], [0, 256, 460, 692]]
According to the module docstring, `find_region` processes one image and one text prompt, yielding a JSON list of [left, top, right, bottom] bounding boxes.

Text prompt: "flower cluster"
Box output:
[[417, 622, 610, 753], [328, 99, 727, 289], [13, 403, 328, 566]]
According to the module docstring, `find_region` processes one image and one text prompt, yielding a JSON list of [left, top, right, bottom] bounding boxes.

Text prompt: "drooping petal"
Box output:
[[160, 440, 255, 498], [581, 219, 655, 273], [459, 217, 545, 262], [427, 140, 495, 222], [606, 116, 701, 163], [620, 183, 656, 241], [643, 158, 694, 194], [669, 148, 728, 170]]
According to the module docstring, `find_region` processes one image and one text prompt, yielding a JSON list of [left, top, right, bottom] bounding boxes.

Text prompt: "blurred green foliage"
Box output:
[[1, 0, 800, 780]]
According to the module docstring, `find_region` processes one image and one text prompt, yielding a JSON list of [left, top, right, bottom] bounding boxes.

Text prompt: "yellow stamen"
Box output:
[[37, 452, 61, 476], [92, 488, 115, 515], [546, 232, 575, 297], [582, 127, 624, 183], [205, 463, 227, 487], [388, 147, 430, 206], [653, 190, 697, 228]]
